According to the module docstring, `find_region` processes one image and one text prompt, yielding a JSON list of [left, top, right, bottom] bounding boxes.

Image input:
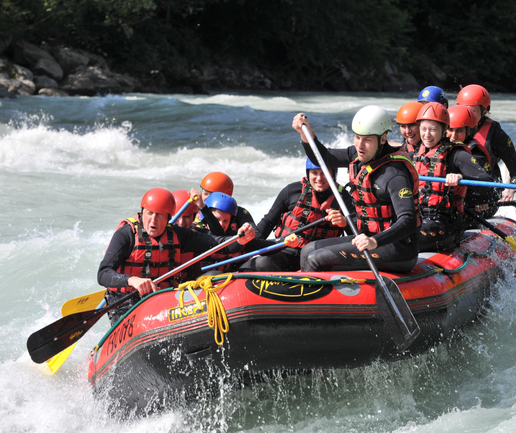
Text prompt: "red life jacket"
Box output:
[[349, 150, 421, 235], [274, 177, 344, 248], [414, 142, 469, 214], [403, 140, 421, 154], [108, 214, 182, 293], [474, 118, 495, 159]]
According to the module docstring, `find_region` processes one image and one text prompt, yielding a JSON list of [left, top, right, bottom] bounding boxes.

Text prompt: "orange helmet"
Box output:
[[456, 84, 491, 112], [200, 172, 234, 196], [396, 101, 423, 124], [448, 105, 477, 129], [141, 188, 176, 216], [171, 190, 198, 216], [416, 102, 450, 126]]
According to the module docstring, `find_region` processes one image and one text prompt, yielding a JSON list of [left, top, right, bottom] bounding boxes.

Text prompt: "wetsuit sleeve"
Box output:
[[199, 206, 226, 236], [97, 224, 135, 288], [448, 147, 498, 198], [371, 163, 419, 247], [235, 206, 259, 237], [301, 136, 355, 169], [490, 125, 516, 182], [256, 182, 301, 239], [175, 226, 245, 256]]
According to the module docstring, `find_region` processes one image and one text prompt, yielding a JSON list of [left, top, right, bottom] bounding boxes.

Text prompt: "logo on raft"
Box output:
[[245, 276, 332, 302], [168, 300, 207, 322]]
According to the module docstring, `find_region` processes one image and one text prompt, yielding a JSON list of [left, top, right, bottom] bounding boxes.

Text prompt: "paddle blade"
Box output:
[[27, 309, 104, 364], [61, 290, 106, 316], [505, 236, 516, 253], [44, 343, 77, 375], [375, 276, 420, 352]]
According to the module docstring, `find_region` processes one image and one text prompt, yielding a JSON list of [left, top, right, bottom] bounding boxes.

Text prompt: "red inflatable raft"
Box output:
[[87, 217, 516, 415]]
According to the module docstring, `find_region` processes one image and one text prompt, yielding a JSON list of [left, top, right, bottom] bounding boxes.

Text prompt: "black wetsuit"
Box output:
[[416, 142, 497, 252], [239, 180, 354, 272], [475, 117, 516, 183], [463, 137, 502, 224], [300, 138, 420, 273]]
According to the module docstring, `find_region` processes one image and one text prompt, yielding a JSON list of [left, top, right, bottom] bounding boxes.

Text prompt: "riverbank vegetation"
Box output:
[[2, 0, 515, 93]]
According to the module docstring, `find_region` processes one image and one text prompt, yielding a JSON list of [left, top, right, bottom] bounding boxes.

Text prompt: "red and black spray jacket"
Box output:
[[414, 142, 470, 214], [108, 214, 184, 293], [474, 118, 495, 160], [274, 177, 344, 248], [349, 150, 421, 235]]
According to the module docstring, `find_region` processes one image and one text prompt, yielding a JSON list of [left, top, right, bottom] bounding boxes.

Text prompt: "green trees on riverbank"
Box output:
[[2, 0, 516, 91]]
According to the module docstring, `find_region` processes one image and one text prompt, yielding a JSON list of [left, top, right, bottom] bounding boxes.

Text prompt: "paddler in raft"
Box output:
[[446, 105, 499, 225], [292, 106, 422, 273], [456, 84, 516, 202], [395, 101, 423, 154], [413, 102, 498, 252], [97, 188, 255, 325], [190, 171, 259, 237], [239, 158, 353, 272], [417, 85, 449, 108], [170, 189, 198, 228]]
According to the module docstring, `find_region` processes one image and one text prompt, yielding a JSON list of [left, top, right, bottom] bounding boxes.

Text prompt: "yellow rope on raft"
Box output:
[[176, 273, 234, 346]]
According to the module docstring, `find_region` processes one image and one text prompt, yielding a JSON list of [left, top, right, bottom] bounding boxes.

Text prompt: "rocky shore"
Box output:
[[0, 33, 445, 98]]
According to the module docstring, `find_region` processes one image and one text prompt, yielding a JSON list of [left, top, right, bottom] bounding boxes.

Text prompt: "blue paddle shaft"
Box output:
[[419, 175, 516, 190], [201, 241, 286, 271], [169, 200, 193, 225]]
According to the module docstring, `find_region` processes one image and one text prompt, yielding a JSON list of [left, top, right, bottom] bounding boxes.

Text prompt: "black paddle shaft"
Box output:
[[465, 208, 509, 240], [279, 217, 327, 241]]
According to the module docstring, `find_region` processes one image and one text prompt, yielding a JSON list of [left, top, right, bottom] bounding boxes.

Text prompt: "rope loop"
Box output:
[[176, 273, 234, 345]]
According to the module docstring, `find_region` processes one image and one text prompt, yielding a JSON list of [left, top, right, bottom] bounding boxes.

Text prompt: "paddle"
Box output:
[[169, 195, 198, 225], [61, 289, 106, 316], [45, 298, 107, 374], [419, 175, 516, 190], [484, 201, 516, 207], [301, 124, 420, 351], [27, 232, 244, 364], [200, 217, 327, 271], [464, 208, 516, 252]]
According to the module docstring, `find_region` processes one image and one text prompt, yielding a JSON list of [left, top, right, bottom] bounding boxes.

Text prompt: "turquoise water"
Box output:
[[1, 91, 516, 432]]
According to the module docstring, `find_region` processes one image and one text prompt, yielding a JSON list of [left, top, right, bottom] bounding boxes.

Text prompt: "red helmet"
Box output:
[[456, 84, 491, 112], [141, 188, 176, 216], [171, 190, 198, 216], [416, 102, 450, 126], [200, 172, 234, 196], [396, 101, 423, 124], [448, 105, 477, 129]]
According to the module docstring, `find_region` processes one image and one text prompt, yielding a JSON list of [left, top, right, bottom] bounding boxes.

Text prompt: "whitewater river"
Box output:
[[1, 90, 516, 433]]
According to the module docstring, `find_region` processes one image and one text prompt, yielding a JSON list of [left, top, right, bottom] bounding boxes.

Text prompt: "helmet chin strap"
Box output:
[[372, 134, 385, 160]]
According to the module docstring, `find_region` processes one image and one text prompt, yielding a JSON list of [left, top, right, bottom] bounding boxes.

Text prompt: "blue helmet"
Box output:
[[418, 86, 448, 106], [203, 192, 238, 216], [306, 158, 338, 179]]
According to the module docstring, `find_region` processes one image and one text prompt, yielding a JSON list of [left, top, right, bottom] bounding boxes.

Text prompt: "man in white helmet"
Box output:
[[292, 106, 421, 272]]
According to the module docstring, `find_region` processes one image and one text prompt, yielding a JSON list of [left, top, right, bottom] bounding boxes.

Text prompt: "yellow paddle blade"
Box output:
[[61, 290, 106, 316], [506, 236, 516, 253], [43, 343, 77, 375]]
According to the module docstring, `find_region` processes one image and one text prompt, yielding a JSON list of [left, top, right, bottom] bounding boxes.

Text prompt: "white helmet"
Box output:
[[352, 105, 392, 136]]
